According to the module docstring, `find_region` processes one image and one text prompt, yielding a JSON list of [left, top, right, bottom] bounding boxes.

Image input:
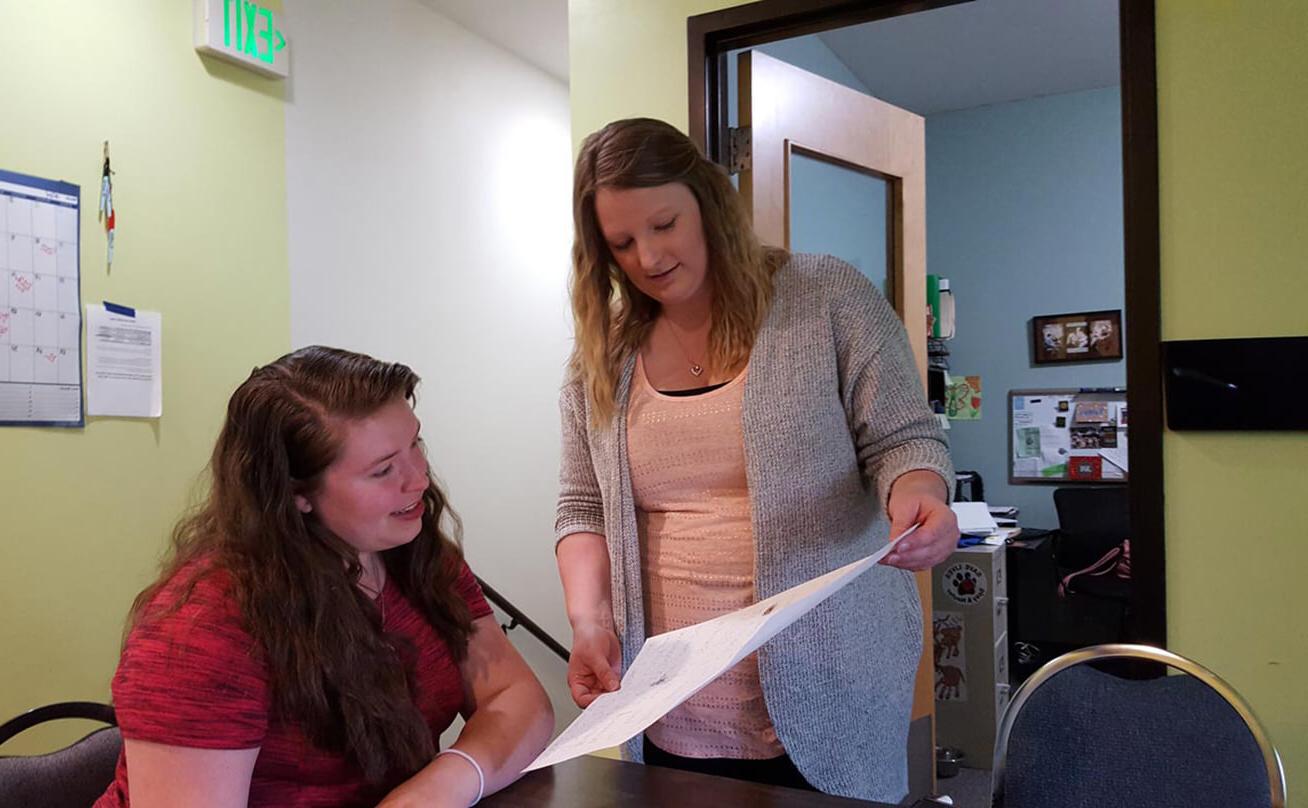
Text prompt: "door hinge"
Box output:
[[727, 126, 752, 173]]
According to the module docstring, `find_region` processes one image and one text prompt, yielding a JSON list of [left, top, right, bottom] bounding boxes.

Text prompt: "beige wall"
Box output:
[[570, 0, 1305, 798], [0, 1, 288, 753]]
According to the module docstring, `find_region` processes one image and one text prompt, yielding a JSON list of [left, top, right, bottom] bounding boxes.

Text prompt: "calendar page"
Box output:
[[0, 168, 83, 427]]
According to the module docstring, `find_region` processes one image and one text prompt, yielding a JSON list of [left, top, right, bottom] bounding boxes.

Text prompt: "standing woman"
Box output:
[[555, 118, 958, 803], [96, 346, 553, 808]]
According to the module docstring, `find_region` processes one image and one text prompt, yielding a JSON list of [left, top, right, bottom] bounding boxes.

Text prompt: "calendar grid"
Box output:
[[0, 168, 83, 427]]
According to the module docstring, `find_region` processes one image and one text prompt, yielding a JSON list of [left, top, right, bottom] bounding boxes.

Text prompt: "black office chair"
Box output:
[[1052, 485, 1130, 605], [0, 701, 121, 808], [992, 644, 1287, 808], [953, 470, 984, 503]]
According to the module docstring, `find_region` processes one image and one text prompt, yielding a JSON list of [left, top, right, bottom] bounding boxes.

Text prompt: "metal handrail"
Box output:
[[475, 576, 570, 663], [991, 643, 1286, 808]]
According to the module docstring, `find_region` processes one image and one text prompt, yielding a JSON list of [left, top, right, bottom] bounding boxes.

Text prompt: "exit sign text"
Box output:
[[194, 0, 289, 79]]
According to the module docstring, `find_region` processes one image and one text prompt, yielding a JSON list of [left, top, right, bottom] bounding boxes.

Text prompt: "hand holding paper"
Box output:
[[885, 472, 958, 569], [567, 621, 622, 708], [524, 526, 919, 772]]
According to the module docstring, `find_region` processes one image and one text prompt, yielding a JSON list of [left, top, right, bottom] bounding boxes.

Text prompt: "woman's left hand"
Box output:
[[881, 470, 959, 571]]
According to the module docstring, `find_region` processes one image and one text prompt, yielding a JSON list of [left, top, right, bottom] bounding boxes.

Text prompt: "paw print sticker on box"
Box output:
[[943, 563, 987, 606]]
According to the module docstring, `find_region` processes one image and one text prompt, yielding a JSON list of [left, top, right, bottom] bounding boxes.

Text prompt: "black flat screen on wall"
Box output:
[[1163, 336, 1308, 430]]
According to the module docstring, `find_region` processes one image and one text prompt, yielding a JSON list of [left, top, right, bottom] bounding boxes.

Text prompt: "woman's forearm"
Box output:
[[384, 679, 552, 808], [447, 677, 554, 795], [888, 468, 950, 504], [380, 623, 555, 807], [555, 532, 613, 630]]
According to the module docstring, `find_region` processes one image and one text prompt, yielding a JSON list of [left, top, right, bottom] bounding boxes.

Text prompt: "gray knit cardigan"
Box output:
[[554, 253, 954, 802]]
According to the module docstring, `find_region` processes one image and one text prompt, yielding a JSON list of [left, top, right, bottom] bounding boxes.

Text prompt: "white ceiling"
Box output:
[[410, 0, 1119, 111], [818, 0, 1120, 114], [415, 0, 569, 83]]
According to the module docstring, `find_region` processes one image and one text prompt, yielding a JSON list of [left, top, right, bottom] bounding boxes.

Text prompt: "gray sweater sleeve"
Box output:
[[826, 259, 955, 507], [554, 379, 607, 545]]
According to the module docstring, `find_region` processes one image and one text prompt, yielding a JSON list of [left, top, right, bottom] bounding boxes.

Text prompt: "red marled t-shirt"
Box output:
[[94, 559, 491, 808]]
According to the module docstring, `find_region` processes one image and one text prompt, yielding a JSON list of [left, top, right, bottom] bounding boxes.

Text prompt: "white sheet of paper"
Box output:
[[523, 526, 919, 772], [1098, 447, 1129, 473], [1018, 396, 1059, 427], [950, 501, 998, 535], [1040, 425, 1070, 468], [86, 304, 162, 418]]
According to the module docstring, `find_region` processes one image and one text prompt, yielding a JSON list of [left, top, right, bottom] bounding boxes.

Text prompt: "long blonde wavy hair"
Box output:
[[570, 117, 787, 423]]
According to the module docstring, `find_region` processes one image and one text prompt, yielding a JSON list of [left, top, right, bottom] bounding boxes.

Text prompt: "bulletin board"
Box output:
[[1008, 388, 1128, 484]]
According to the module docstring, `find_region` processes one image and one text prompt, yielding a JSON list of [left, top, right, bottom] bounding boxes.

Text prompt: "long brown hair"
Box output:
[[127, 346, 471, 785], [570, 117, 787, 422]]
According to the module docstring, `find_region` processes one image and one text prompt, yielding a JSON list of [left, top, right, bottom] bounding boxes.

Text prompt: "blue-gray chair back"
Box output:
[[0, 702, 121, 808], [992, 644, 1285, 808]]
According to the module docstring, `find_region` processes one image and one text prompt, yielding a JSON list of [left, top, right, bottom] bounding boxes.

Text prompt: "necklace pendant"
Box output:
[[689, 363, 704, 377]]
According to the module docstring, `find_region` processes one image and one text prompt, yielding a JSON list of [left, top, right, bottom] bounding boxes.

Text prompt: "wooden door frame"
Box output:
[[687, 0, 1166, 648]]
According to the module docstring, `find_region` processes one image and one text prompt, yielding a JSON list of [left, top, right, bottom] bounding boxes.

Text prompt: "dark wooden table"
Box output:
[[484, 755, 897, 807]]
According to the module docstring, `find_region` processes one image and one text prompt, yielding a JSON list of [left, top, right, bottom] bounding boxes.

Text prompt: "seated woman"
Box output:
[[95, 346, 553, 808]]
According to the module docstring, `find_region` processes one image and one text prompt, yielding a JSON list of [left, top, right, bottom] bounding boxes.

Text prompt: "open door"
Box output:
[[736, 49, 935, 795]]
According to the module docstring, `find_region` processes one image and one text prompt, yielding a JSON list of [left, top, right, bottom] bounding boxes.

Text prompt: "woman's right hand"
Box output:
[[567, 621, 621, 708]]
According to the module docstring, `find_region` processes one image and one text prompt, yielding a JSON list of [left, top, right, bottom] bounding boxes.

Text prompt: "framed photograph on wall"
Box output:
[[1032, 309, 1123, 364]]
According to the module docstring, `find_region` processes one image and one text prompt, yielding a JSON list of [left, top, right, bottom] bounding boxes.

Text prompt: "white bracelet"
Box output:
[[437, 748, 485, 806]]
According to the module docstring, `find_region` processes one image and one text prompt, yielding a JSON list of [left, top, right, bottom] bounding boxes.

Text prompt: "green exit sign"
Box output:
[[193, 0, 289, 79]]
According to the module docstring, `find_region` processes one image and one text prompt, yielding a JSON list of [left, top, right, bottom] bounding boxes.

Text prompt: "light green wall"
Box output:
[[569, 0, 741, 148], [571, 0, 1305, 797], [1156, 0, 1307, 794], [0, 1, 288, 753]]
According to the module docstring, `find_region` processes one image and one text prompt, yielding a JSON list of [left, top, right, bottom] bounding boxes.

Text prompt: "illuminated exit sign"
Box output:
[[193, 0, 290, 79]]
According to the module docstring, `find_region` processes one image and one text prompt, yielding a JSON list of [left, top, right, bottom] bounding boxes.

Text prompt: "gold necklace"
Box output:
[[663, 319, 706, 377]]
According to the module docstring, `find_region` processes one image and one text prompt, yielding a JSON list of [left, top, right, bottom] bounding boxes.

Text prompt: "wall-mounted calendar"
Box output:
[[0, 168, 83, 427], [1008, 388, 1127, 484]]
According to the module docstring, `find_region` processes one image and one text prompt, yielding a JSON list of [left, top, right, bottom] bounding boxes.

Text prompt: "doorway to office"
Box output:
[[688, 0, 1161, 800]]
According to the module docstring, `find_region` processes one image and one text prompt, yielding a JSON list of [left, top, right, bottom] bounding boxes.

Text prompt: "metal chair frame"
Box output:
[[0, 701, 117, 747], [991, 643, 1286, 808]]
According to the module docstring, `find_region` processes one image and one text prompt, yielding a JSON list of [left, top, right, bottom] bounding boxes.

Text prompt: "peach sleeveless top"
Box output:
[[626, 355, 783, 759]]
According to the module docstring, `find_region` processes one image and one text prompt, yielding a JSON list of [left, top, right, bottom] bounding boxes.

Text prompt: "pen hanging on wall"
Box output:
[[98, 141, 115, 271]]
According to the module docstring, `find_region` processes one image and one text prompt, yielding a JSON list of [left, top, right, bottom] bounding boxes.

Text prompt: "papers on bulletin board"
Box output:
[[523, 527, 918, 773], [1010, 390, 1127, 482], [1098, 447, 1129, 473], [0, 169, 83, 427], [1014, 457, 1040, 478], [1040, 424, 1071, 475], [86, 303, 162, 418]]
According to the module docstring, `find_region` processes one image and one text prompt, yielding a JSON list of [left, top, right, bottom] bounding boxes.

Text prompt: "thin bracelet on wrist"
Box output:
[[437, 747, 485, 805]]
